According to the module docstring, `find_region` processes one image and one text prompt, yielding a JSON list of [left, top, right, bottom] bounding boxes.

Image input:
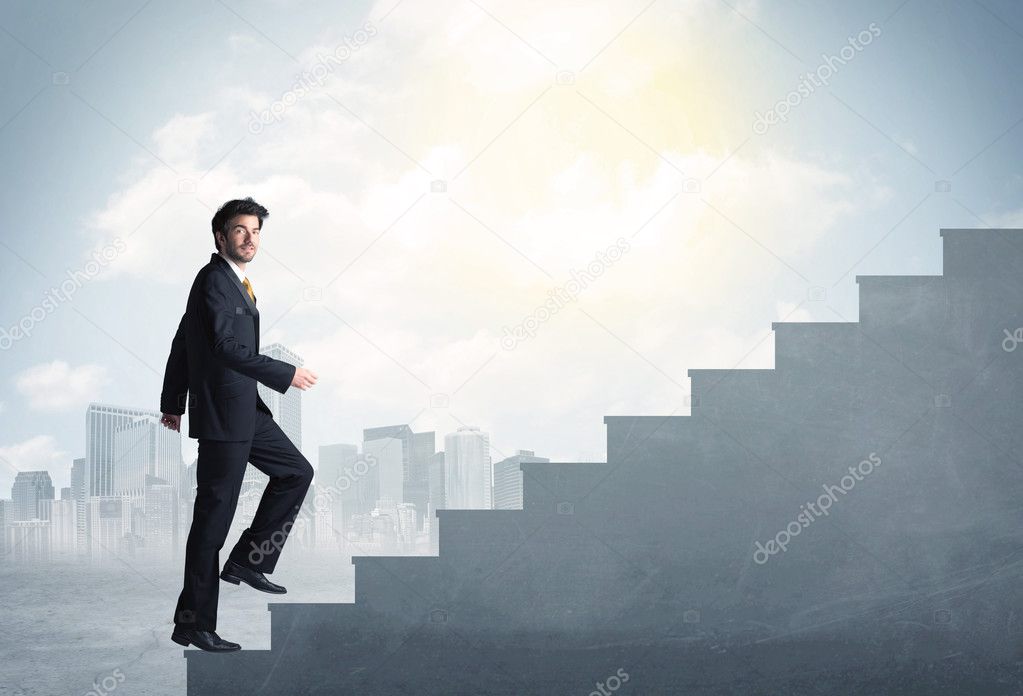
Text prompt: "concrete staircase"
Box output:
[[184, 229, 1023, 694]]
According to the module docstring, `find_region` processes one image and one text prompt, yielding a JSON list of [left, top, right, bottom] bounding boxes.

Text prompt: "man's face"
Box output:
[[218, 214, 260, 263]]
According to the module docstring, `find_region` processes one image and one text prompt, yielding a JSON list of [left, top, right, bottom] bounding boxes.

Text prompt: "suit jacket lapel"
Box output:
[[210, 253, 259, 316]]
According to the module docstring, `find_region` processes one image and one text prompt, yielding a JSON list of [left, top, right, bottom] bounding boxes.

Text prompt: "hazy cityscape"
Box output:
[[0, 341, 549, 568]]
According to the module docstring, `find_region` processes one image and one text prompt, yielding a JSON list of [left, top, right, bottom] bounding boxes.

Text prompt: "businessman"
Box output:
[[159, 197, 318, 652]]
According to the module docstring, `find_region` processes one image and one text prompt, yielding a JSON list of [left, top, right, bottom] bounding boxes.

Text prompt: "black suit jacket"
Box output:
[[160, 253, 297, 441]]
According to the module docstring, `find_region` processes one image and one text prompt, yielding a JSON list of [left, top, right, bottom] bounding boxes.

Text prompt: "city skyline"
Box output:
[[0, 342, 545, 564]]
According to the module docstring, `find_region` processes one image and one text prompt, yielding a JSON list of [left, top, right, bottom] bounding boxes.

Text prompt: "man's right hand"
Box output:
[[291, 367, 318, 391], [161, 413, 181, 432]]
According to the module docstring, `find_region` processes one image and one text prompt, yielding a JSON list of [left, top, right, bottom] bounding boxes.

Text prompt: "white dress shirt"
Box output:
[[218, 251, 248, 284]]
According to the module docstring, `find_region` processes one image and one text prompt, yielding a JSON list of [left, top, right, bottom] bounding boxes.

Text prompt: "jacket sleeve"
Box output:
[[160, 312, 189, 415], [202, 272, 297, 394]]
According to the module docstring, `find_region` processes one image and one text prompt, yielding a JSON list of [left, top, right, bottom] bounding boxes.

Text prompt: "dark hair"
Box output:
[[211, 197, 269, 252]]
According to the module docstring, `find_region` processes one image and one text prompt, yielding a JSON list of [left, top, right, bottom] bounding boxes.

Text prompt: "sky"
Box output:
[[1, 0, 1023, 493]]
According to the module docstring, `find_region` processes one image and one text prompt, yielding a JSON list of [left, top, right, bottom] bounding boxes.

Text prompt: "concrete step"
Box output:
[[520, 461, 616, 513], [771, 322, 860, 372], [940, 228, 1023, 278], [183, 650, 274, 695], [604, 415, 695, 463], [687, 368, 776, 413], [435, 509, 534, 554], [269, 602, 361, 649], [352, 554, 445, 607], [856, 275, 948, 327]]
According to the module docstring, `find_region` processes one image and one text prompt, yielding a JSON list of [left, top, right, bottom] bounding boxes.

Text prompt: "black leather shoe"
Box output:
[[220, 559, 287, 594], [171, 627, 241, 652]]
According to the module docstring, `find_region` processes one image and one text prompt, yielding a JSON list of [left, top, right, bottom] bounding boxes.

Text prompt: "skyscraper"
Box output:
[[112, 416, 182, 497], [39, 497, 75, 554], [408, 431, 435, 528], [0, 499, 11, 555], [71, 457, 85, 500], [256, 343, 304, 448], [427, 451, 445, 552], [11, 471, 54, 521], [145, 475, 177, 552], [71, 456, 87, 554], [86, 403, 163, 497], [493, 450, 549, 510], [428, 451, 445, 512], [362, 437, 404, 513], [318, 443, 362, 535], [443, 426, 492, 509], [87, 495, 132, 558], [362, 425, 435, 529]]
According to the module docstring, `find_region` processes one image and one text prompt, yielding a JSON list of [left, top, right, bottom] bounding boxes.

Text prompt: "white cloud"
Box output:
[[15, 361, 109, 412], [80, 0, 887, 460], [775, 300, 815, 323], [0, 435, 70, 489]]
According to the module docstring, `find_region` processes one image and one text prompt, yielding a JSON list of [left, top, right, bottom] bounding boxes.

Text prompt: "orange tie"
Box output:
[[242, 277, 256, 305]]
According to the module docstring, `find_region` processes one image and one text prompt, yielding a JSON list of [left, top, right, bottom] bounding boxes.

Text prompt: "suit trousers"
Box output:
[[173, 407, 313, 631]]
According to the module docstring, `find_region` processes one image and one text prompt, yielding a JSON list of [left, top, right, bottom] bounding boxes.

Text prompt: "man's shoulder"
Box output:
[[183, 258, 230, 302], [196, 257, 230, 286]]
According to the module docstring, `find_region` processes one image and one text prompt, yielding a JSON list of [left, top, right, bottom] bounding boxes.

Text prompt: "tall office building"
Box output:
[[362, 437, 405, 513], [112, 416, 183, 497], [256, 343, 304, 448], [11, 471, 54, 521], [408, 432, 435, 528], [71, 458, 85, 499], [426, 451, 445, 551], [493, 450, 549, 510], [87, 496, 133, 558], [0, 499, 12, 555], [39, 497, 76, 554], [428, 451, 445, 513], [362, 425, 435, 529], [396, 502, 416, 549], [444, 427, 492, 509], [144, 476, 177, 552], [86, 403, 163, 497], [71, 457, 87, 555], [317, 443, 361, 534], [6, 519, 50, 563]]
